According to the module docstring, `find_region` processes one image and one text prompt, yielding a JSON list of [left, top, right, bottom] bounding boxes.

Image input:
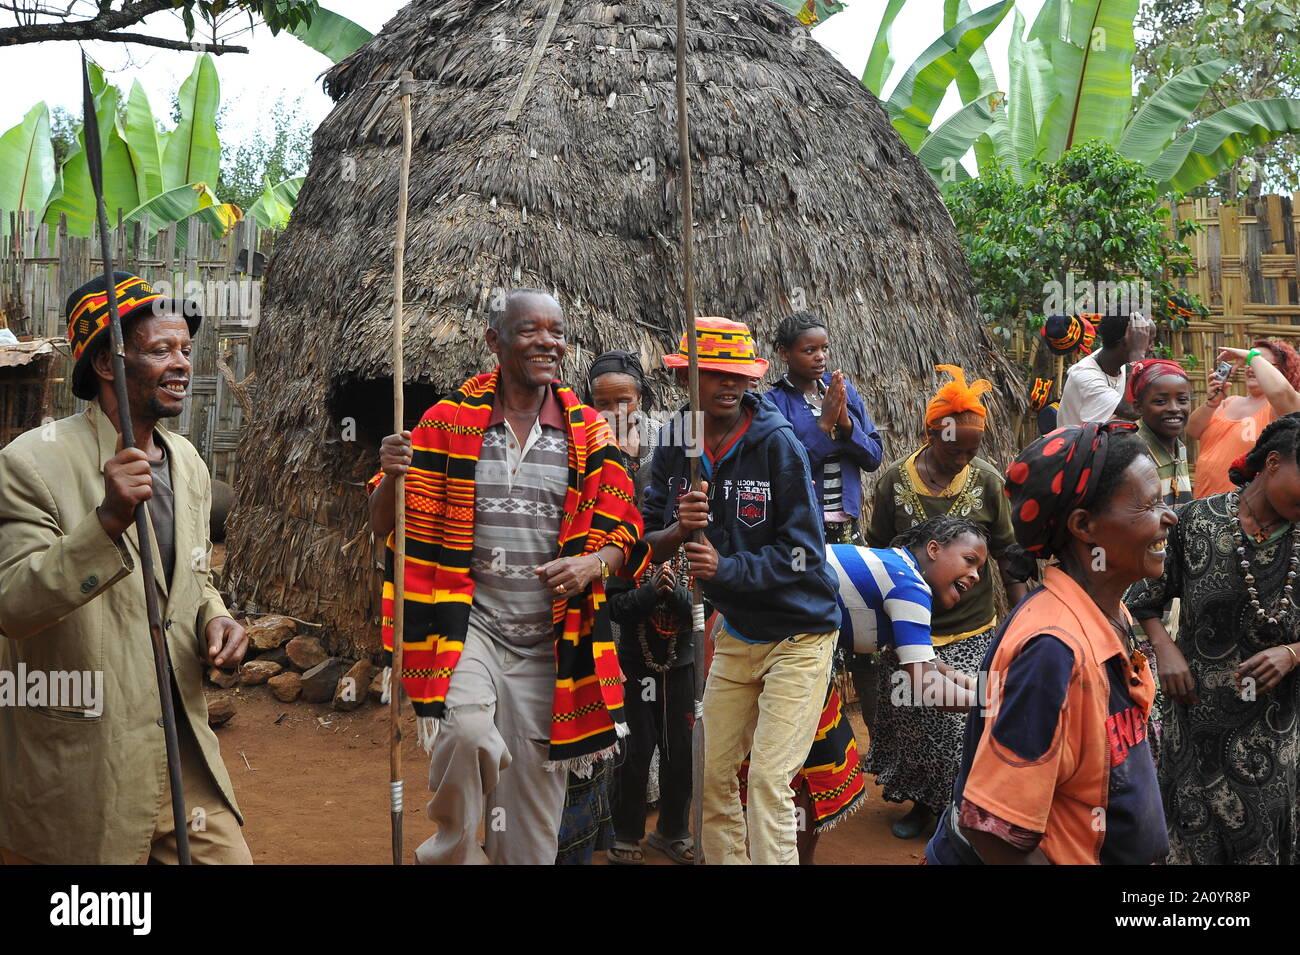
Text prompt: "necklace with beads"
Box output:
[[1229, 490, 1300, 627]]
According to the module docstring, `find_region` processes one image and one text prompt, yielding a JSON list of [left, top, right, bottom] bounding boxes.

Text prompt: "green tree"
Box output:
[[944, 140, 1199, 343], [1134, 0, 1300, 196], [218, 94, 313, 212], [49, 107, 80, 167]]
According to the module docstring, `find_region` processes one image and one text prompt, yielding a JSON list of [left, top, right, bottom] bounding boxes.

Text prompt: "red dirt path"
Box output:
[[212, 688, 922, 865]]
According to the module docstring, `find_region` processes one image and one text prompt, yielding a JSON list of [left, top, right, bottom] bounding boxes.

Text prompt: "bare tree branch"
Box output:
[[0, 0, 249, 53]]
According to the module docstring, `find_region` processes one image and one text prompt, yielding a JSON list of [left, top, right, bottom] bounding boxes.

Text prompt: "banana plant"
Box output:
[[164, 54, 222, 194], [972, 0, 1300, 193], [885, 0, 1015, 152], [246, 175, 304, 229], [286, 5, 373, 60], [125, 182, 241, 239], [917, 94, 1004, 182], [861, 0, 909, 95], [44, 62, 140, 235], [0, 103, 56, 238]]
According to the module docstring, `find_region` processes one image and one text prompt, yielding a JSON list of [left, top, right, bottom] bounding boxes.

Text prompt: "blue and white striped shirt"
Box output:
[[826, 545, 934, 664]]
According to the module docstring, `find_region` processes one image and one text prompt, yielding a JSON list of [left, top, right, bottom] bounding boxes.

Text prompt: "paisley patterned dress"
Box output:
[[1126, 494, 1300, 864]]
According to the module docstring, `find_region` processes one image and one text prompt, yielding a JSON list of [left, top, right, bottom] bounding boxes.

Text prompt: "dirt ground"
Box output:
[[212, 542, 922, 865], [212, 689, 923, 865]]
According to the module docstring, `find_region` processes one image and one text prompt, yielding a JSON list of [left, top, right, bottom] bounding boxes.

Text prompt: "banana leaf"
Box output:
[[993, 7, 1055, 181], [1118, 60, 1230, 167], [124, 80, 165, 200], [979, 108, 1023, 176], [917, 94, 1002, 180], [246, 175, 304, 230], [44, 65, 138, 235], [861, 0, 909, 97], [1150, 98, 1300, 193], [0, 103, 56, 235], [162, 54, 221, 191], [1037, 0, 1139, 163], [288, 6, 373, 62], [124, 182, 240, 239], [946, 0, 1001, 104], [887, 0, 1015, 151], [95, 85, 141, 220]]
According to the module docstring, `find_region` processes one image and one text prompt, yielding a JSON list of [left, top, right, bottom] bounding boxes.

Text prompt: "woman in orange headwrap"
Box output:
[[859, 366, 1030, 840]]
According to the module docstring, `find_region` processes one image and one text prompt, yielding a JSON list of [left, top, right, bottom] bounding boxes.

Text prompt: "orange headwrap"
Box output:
[[925, 364, 992, 430]]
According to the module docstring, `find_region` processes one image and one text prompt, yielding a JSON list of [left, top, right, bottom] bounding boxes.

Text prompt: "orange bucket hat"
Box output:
[[663, 316, 769, 378]]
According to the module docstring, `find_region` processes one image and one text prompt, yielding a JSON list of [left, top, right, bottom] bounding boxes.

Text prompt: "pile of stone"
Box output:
[[207, 615, 386, 714]]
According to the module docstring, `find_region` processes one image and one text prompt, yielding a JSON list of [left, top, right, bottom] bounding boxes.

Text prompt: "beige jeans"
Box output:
[[702, 627, 837, 865]]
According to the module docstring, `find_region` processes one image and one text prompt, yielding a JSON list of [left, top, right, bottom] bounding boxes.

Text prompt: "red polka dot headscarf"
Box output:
[[1003, 420, 1140, 566]]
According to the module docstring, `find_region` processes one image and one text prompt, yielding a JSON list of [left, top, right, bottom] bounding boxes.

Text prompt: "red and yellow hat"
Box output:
[[66, 271, 201, 399], [663, 316, 769, 378]]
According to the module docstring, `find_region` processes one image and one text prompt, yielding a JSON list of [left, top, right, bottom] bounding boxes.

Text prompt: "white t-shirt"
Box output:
[[1056, 352, 1126, 428]]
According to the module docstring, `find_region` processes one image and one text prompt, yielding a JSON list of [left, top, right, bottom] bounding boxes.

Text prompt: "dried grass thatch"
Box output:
[[224, 0, 1025, 655]]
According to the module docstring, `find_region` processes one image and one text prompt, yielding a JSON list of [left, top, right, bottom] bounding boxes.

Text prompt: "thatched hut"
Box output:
[[224, 0, 1024, 656]]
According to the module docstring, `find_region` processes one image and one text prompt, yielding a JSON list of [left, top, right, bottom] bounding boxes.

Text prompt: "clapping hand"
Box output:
[[820, 371, 849, 435]]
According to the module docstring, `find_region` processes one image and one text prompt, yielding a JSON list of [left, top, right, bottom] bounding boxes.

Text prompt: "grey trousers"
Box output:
[[414, 622, 568, 865]]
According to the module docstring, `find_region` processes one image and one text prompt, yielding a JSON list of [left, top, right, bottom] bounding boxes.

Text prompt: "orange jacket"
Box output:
[[962, 566, 1156, 865]]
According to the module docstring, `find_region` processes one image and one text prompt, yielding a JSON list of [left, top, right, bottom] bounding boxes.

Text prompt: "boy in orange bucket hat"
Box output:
[[643, 317, 841, 865]]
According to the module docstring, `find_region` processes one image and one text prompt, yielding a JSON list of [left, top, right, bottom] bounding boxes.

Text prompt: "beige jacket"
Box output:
[[0, 401, 240, 863]]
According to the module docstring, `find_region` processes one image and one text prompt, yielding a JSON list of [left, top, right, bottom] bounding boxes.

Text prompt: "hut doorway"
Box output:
[[0, 338, 66, 448], [330, 376, 443, 452]]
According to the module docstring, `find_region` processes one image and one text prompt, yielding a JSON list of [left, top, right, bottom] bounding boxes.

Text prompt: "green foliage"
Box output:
[[180, 1, 320, 39], [287, 6, 372, 60], [847, 0, 1300, 194], [1, 53, 307, 239], [218, 95, 313, 212], [1135, 0, 1300, 195], [944, 141, 1199, 342], [0, 104, 57, 235], [49, 107, 80, 166]]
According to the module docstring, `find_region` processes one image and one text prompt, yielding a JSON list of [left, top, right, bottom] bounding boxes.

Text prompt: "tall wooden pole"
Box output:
[[673, 0, 706, 865], [81, 52, 191, 865], [389, 70, 416, 867]]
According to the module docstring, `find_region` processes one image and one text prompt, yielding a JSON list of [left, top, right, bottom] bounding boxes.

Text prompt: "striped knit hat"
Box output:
[[66, 271, 201, 399], [663, 316, 769, 378]]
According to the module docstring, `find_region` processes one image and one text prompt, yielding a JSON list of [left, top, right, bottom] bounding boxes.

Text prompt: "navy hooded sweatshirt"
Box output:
[[642, 393, 841, 641]]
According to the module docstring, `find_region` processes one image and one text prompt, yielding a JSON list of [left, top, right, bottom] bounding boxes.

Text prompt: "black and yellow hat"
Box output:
[[66, 271, 201, 400]]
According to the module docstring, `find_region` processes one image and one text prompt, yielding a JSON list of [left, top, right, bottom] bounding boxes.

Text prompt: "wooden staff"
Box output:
[[80, 51, 191, 864], [389, 70, 416, 867], [673, 0, 706, 865]]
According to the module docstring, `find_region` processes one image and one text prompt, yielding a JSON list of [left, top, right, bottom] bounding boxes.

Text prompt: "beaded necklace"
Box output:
[[634, 549, 694, 673], [1228, 491, 1300, 628]]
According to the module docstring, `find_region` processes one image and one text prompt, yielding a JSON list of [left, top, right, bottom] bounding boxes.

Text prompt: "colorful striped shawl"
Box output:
[[377, 369, 648, 770]]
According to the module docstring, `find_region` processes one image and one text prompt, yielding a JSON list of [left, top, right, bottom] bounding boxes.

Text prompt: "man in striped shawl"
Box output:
[[370, 288, 646, 865]]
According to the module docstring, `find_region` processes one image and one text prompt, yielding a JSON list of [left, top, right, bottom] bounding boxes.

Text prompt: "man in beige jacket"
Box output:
[[0, 271, 250, 864]]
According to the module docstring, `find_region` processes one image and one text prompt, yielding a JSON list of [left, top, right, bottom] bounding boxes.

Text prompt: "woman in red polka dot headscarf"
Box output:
[[926, 421, 1178, 865]]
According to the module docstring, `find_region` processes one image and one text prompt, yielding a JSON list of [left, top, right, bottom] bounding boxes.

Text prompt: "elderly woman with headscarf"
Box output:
[[862, 366, 1029, 839], [926, 421, 1175, 865]]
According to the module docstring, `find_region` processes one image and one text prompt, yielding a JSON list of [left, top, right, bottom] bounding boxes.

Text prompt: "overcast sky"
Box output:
[[0, 0, 1044, 156]]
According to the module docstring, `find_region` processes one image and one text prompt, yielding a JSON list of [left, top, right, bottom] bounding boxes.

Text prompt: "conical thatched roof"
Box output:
[[224, 0, 1024, 656]]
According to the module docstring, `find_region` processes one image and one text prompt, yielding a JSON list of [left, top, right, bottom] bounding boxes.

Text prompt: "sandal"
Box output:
[[606, 842, 644, 865], [647, 830, 695, 865]]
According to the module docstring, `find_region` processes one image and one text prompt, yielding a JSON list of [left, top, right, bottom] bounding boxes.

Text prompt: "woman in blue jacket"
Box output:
[[765, 312, 883, 545]]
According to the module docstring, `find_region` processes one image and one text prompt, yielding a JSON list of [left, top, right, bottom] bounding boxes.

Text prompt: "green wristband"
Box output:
[[1247, 348, 1261, 366]]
